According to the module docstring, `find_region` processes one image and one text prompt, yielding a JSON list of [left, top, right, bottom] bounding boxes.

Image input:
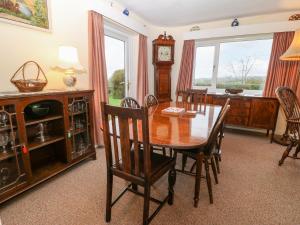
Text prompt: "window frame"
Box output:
[[192, 34, 273, 95]]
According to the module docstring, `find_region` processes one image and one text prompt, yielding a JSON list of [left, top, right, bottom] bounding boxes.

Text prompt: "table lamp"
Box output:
[[56, 46, 85, 90], [276, 29, 300, 145]]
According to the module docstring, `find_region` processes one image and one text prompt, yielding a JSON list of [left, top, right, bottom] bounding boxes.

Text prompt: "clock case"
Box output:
[[152, 34, 175, 102]]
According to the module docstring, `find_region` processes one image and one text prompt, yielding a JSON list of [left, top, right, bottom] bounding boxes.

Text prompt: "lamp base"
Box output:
[[63, 74, 77, 90]]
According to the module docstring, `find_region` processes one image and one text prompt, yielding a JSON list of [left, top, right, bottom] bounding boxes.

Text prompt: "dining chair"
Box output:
[[120, 97, 141, 108], [214, 98, 230, 173], [144, 94, 171, 157], [144, 94, 159, 108], [183, 98, 230, 175], [175, 104, 230, 206], [187, 88, 208, 111], [101, 102, 177, 225], [176, 90, 190, 103], [275, 87, 300, 166]]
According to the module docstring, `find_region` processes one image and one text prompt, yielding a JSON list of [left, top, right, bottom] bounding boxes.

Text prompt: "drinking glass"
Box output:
[[0, 113, 8, 128], [0, 132, 9, 154], [0, 167, 9, 186]]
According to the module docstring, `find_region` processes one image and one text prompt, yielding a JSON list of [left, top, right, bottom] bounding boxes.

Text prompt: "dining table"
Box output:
[[146, 101, 222, 150]]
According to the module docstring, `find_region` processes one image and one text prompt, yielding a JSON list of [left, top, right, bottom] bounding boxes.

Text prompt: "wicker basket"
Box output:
[[11, 61, 48, 92]]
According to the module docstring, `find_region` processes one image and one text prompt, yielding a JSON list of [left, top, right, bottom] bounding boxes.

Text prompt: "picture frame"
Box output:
[[0, 0, 51, 32]]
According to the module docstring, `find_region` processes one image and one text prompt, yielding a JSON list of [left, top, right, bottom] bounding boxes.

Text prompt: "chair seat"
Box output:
[[113, 150, 175, 182]]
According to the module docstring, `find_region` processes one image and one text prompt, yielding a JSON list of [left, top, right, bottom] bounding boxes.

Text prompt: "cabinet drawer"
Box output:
[[228, 108, 250, 116], [225, 116, 248, 126]]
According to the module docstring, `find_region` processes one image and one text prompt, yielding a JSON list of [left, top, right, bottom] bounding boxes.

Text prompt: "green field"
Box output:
[[109, 96, 121, 106]]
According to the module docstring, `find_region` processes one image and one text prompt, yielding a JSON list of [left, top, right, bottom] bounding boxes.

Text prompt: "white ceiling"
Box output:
[[115, 0, 300, 26]]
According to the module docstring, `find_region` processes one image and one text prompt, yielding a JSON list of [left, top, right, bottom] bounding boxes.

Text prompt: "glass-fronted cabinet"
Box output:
[[0, 103, 26, 196], [68, 96, 92, 160]]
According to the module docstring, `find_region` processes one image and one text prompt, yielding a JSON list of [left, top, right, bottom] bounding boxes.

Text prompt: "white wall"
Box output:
[[0, 0, 150, 93]]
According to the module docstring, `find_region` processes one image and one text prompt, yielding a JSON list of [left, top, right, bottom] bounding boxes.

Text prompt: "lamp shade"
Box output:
[[57, 46, 84, 71], [280, 29, 300, 61]]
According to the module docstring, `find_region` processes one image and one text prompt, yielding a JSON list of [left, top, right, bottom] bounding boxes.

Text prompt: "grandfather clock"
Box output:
[[153, 33, 175, 102]]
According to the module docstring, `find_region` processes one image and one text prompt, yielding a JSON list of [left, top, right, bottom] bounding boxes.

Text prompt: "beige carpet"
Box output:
[[1, 130, 300, 225]]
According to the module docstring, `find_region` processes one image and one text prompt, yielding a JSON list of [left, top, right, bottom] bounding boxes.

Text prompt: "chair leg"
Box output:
[[182, 154, 188, 171], [205, 158, 213, 204], [162, 147, 166, 156], [143, 184, 151, 225], [106, 171, 113, 222], [214, 154, 220, 174], [132, 183, 138, 191], [293, 144, 300, 158], [211, 157, 219, 184], [194, 153, 204, 208], [168, 167, 176, 205], [279, 142, 294, 166]]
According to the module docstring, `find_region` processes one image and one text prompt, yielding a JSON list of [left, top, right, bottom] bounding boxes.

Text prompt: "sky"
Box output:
[[104, 35, 125, 79], [194, 38, 273, 80]]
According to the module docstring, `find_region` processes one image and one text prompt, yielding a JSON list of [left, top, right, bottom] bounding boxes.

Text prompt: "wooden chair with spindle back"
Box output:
[[275, 87, 300, 166], [187, 88, 208, 112], [120, 97, 141, 108], [144, 94, 171, 157], [175, 104, 230, 206], [214, 98, 230, 173], [101, 102, 177, 225], [144, 94, 159, 108], [176, 90, 190, 103]]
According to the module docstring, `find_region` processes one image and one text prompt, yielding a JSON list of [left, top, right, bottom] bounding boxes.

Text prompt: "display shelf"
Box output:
[[25, 115, 63, 126], [28, 136, 65, 151]]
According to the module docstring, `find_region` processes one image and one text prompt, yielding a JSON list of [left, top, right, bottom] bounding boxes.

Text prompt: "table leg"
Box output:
[[194, 152, 204, 208]]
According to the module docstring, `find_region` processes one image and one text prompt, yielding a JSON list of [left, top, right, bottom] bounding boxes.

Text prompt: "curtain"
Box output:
[[263, 32, 300, 98], [136, 34, 149, 105], [176, 40, 195, 93], [88, 10, 108, 146]]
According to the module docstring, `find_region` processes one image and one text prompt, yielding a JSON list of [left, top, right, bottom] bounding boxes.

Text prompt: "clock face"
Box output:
[[158, 46, 172, 61]]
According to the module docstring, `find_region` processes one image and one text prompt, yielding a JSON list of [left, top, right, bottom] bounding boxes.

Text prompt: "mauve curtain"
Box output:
[[176, 40, 195, 93], [88, 10, 108, 146], [136, 34, 149, 105], [263, 32, 300, 98]]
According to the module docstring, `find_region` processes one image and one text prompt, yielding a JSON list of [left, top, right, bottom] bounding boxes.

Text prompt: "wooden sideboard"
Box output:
[[206, 94, 279, 140], [0, 90, 96, 204]]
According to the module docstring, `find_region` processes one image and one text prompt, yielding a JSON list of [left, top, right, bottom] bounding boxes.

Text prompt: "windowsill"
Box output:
[[192, 87, 264, 97]]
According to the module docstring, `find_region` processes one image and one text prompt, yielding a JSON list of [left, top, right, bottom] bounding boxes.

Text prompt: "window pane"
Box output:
[[104, 35, 125, 106], [217, 39, 273, 91], [193, 46, 215, 86]]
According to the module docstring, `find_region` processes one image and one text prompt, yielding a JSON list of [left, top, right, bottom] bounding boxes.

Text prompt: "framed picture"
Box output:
[[0, 0, 51, 32]]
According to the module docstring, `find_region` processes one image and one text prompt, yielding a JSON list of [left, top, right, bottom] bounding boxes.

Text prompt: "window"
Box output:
[[193, 35, 273, 94]]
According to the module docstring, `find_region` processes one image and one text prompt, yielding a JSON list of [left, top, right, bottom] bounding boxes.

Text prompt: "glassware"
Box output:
[[0, 132, 9, 154], [36, 123, 49, 142], [10, 131, 17, 150], [77, 136, 86, 154], [0, 113, 8, 128], [0, 167, 9, 186]]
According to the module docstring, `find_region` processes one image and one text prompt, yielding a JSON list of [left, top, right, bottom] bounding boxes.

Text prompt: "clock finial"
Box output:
[[164, 31, 167, 38]]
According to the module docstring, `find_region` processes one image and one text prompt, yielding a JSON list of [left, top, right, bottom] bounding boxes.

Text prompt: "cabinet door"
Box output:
[[67, 95, 93, 160], [0, 102, 27, 198], [249, 99, 278, 129]]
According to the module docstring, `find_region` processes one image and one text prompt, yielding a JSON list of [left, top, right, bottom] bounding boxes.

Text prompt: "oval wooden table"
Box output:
[[147, 101, 222, 150]]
